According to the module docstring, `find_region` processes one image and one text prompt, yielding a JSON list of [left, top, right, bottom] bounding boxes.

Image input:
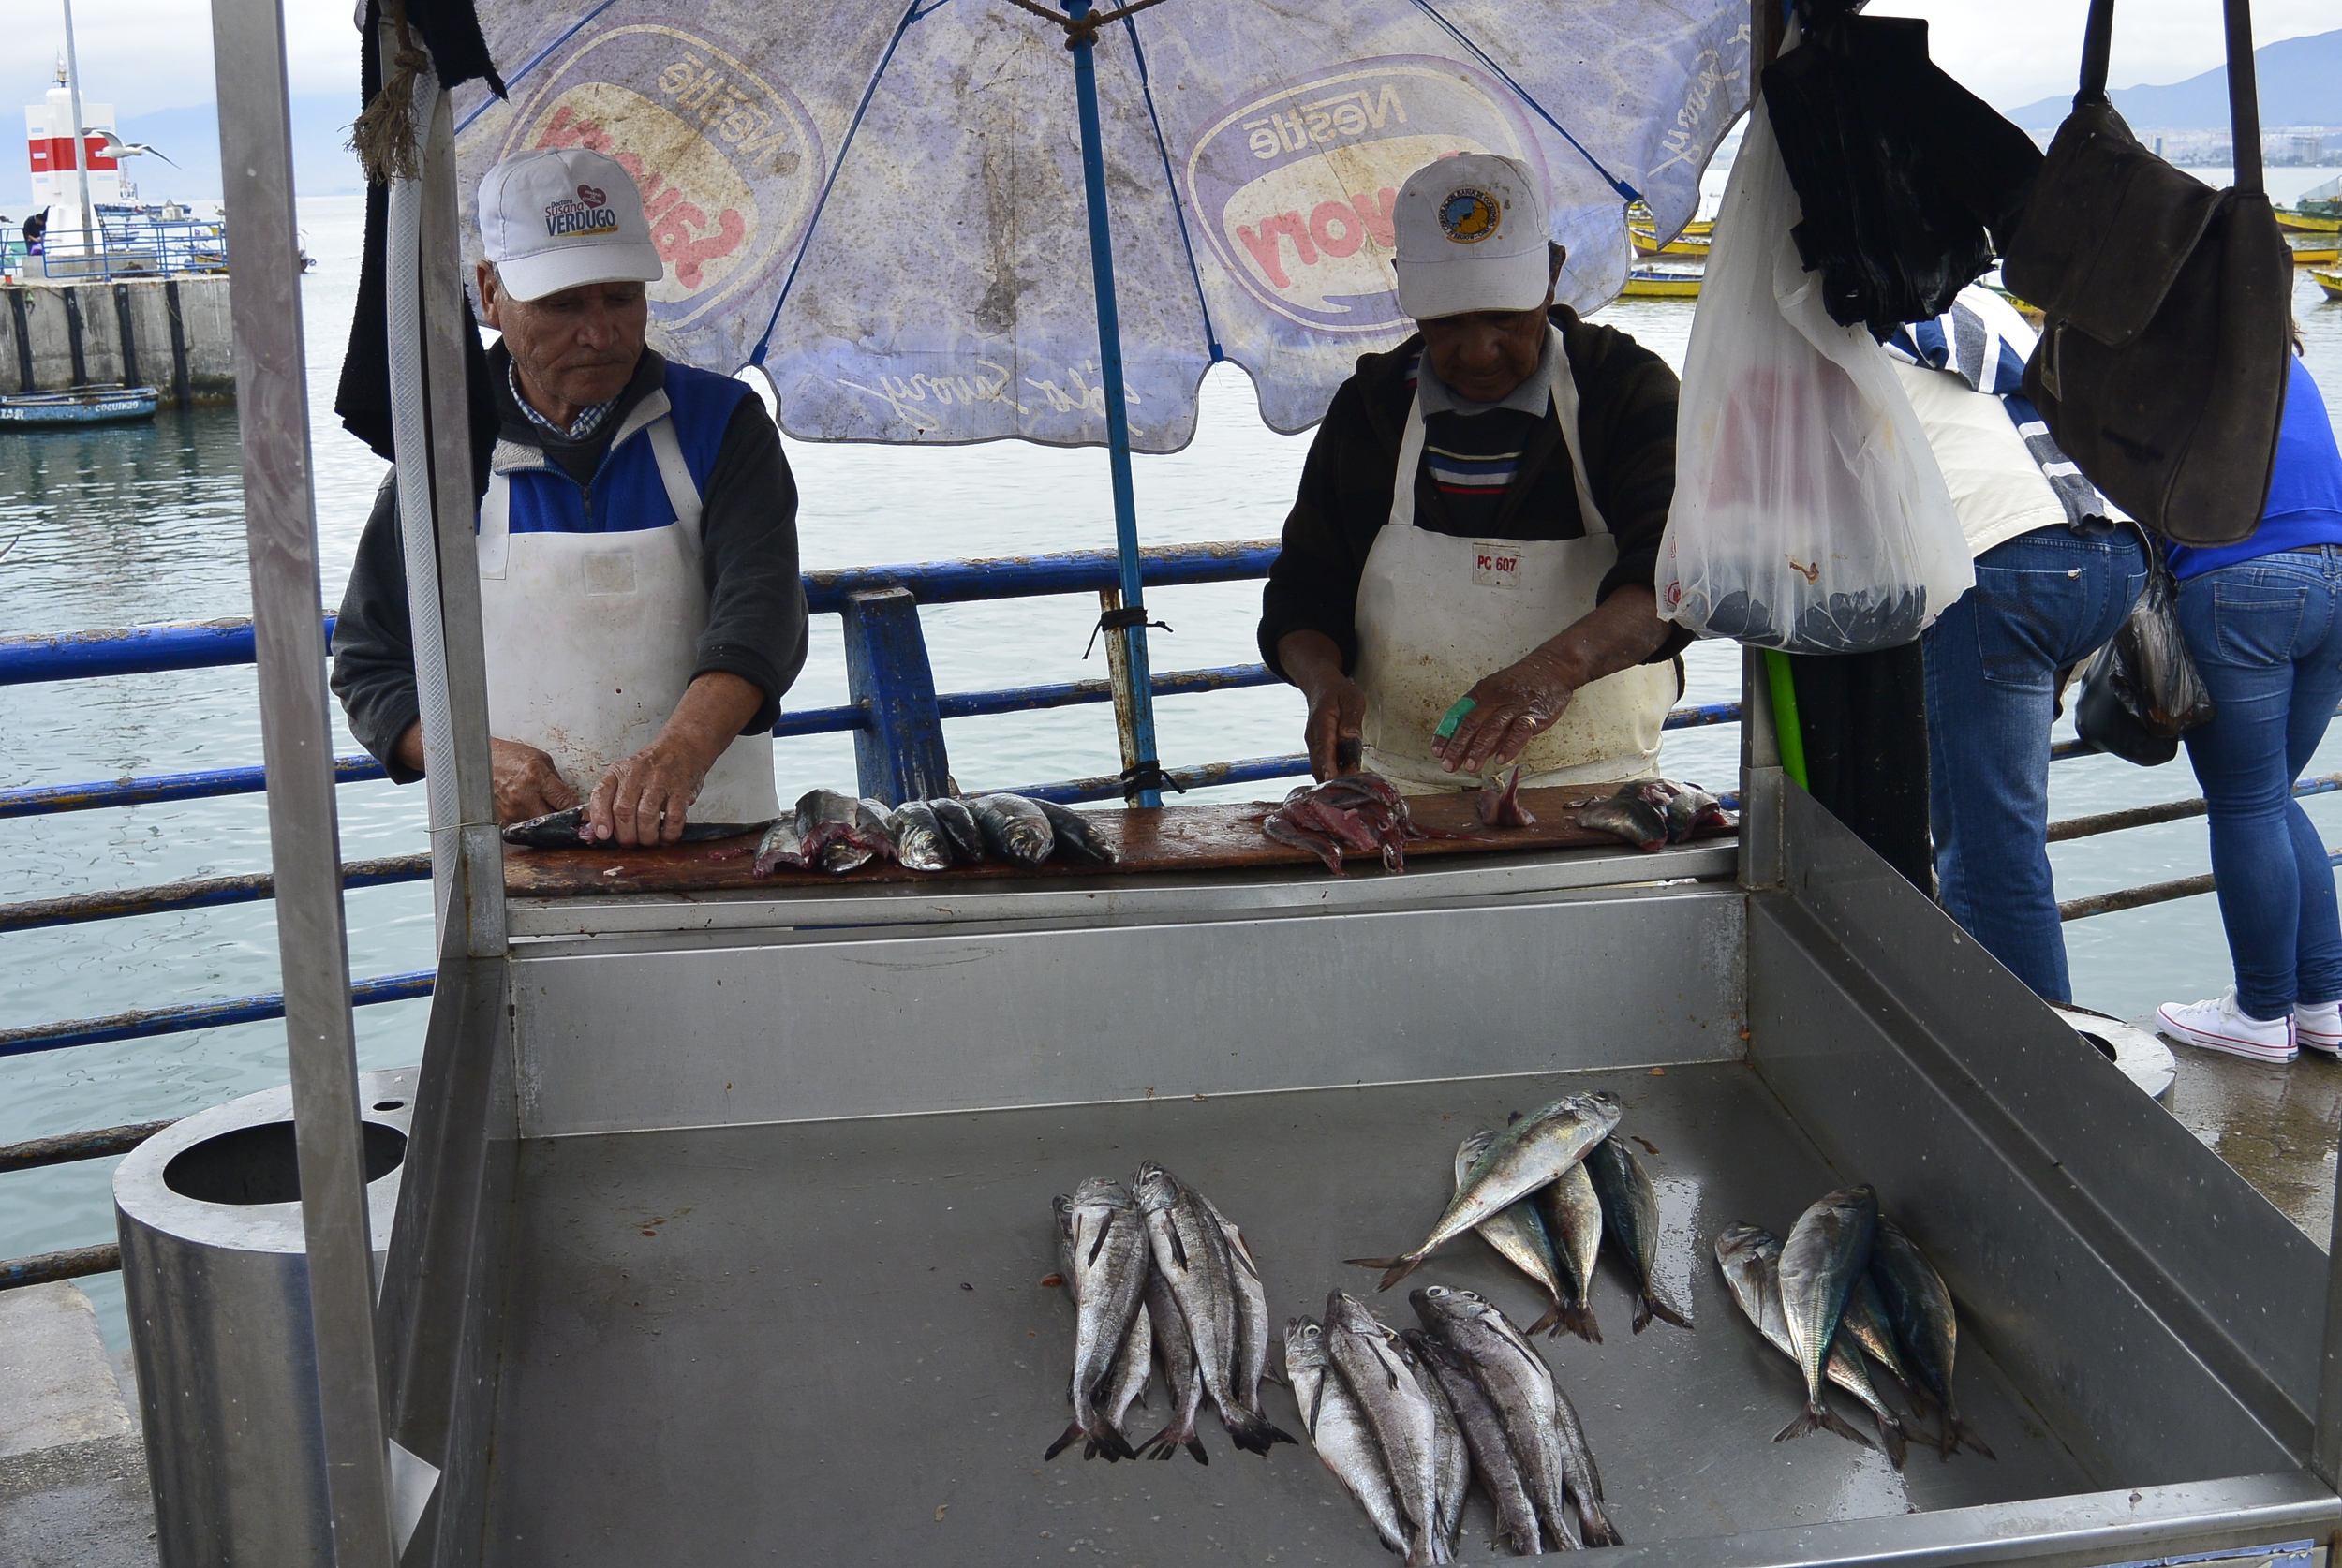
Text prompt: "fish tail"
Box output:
[[1183, 1437, 1209, 1465], [1773, 1399, 1876, 1452], [1525, 1301, 1564, 1337], [1631, 1293, 1653, 1334], [1341, 1253, 1427, 1292], [1044, 1421, 1087, 1462], [1876, 1413, 1910, 1471], [1943, 1410, 1996, 1461], [1223, 1405, 1298, 1456], [1645, 1292, 1695, 1331], [1576, 1498, 1626, 1548], [1137, 1413, 1205, 1463]]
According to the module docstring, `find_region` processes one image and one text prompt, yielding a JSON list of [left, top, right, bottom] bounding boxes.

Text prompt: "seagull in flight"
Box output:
[[82, 129, 176, 167]]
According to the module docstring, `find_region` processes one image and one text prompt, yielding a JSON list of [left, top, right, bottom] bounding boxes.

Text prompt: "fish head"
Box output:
[[1068, 1176, 1133, 1213], [1407, 1283, 1476, 1330], [1284, 1316, 1329, 1373], [1131, 1162, 1181, 1213], [1326, 1291, 1385, 1337]]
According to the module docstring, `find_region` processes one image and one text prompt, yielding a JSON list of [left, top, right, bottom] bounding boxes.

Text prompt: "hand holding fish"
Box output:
[[1277, 630, 1367, 781], [485, 735, 579, 824], [584, 672, 763, 846]]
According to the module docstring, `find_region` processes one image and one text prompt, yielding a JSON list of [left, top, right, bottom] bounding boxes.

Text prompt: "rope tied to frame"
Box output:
[[349, 0, 434, 186], [1120, 759, 1187, 798], [1001, 0, 1171, 50], [1083, 603, 1172, 660]]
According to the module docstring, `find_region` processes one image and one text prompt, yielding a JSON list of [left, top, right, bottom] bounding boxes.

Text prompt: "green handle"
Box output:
[[1763, 649, 1809, 791]]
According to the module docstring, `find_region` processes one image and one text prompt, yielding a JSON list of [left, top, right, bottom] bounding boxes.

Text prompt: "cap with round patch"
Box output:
[[476, 148, 664, 302], [1393, 153, 1550, 319]]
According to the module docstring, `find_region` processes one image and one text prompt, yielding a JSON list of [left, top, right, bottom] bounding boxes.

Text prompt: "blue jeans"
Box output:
[[1924, 523, 2148, 1001], [2174, 546, 2342, 1021]]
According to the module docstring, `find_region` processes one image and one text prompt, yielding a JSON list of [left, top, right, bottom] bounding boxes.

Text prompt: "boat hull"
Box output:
[[0, 386, 159, 425]]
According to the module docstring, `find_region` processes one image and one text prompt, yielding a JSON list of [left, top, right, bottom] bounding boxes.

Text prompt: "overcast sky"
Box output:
[[3, 0, 2333, 128]]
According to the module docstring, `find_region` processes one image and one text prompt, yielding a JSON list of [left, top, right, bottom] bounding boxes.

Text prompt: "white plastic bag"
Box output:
[[1655, 99, 1970, 653]]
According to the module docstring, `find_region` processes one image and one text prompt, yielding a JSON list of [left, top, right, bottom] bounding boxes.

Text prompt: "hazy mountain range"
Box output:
[[2004, 27, 2342, 129]]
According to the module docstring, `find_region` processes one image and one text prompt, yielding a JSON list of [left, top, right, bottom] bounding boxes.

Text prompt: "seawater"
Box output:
[[7, 176, 2342, 1350]]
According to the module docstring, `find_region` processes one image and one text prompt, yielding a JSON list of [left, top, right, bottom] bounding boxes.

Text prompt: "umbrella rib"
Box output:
[[457, 0, 624, 134], [1121, 10, 1223, 364], [1401, 0, 1642, 202]]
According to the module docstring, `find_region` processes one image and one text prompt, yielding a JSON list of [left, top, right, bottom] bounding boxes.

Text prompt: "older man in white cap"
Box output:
[[333, 147, 807, 843], [1259, 153, 1685, 789]]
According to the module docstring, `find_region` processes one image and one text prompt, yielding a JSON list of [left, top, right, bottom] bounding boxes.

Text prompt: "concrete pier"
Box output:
[[0, 1281, 156, 1567], [0, 277, 235, 407]]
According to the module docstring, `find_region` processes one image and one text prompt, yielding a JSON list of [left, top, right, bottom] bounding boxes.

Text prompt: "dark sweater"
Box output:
[[1257, 305, 1688, 678], [330, 344, 809, 783]]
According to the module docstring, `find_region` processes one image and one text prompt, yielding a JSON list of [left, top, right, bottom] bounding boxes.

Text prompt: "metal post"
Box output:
[[209, 0, 397, 1561], [1063, 0, 1163, 807], [59, 0, 96, 251]]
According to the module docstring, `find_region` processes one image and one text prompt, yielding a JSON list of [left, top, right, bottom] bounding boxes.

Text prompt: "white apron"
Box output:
[[475, 395, 780, 821], [1353, 329, 1677, 794]]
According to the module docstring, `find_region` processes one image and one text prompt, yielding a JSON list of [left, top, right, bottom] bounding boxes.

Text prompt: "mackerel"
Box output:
[[1712, 1224, 1902, 1466], [1350, 1092, 1623, 1290], [1869, 1216, 1995, 1460], [1134, 1164, 1294, 1456], [1327, 1293, 1450, 1565], [1287, 1316, 1408, 1555], [1776, 1185, 1878, 1448], [1455, 1130, 1568, 1337], [1585, 1134, 1693, 1332], [1044, 1179, 1148, 1461], [1842, 1270, 1924, 1413]]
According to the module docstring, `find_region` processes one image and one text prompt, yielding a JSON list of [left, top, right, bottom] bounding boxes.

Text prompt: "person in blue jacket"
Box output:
[[2157, 339, 2342, 1063]]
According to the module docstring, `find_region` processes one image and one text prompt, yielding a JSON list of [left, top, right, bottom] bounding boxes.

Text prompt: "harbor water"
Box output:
[[6, 176, 2342, 1350]]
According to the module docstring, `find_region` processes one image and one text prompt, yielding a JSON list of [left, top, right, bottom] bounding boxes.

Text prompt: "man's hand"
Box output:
[[1431, 585, 1674, 777], [584, 671, 764, 847], [491, 737, 579, 822], [1277, 630, 1367, 781]]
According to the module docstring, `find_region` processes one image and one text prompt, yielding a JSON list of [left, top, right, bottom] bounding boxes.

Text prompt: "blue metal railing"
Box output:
[[18, 214, 229, 283]]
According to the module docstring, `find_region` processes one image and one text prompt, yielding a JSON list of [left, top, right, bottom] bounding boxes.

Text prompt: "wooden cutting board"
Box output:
[[499, 783, 1732, 899]]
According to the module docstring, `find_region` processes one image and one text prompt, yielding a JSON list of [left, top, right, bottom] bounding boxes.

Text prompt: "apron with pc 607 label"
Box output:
[[1353, 328, 1677, 793], [475, 395, 780, 821]]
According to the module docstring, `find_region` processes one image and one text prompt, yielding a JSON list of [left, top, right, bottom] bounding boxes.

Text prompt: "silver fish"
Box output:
[[971, 792, 1055, 865], [794, 789, 893, 874], [1327, 1293, 1450, 1565], [1351, 1092, 1623, 1291], [1400, 1331, 1472, 1557], [1096, 1296, 1153, 1457], [1136, 1266, 1208, 1463], [927, 796, 987, 863], [1287, 1316, 1408, 1555], [1580, 791, 1668, 851], [1777, 1184, 1879, 1447], [1199, 1193, 1271, 1418], [1534, 1159, 1606, 1344], [1869, 1216, 1994, 1460], [1455, 1129, 1568, 1337], [1034, 797, 1119, 865], [500, 806, 775, 849], [1712, 1223, 1903, 1466], [1412, 1330, 1545, 1555], [749, 815, 810, 877], [1044, 1178, 1148, 1462], [1134, 1163, 1294, 1456], [1842, 1270, 1923, 1413], [1585, 1135, 1693, 1333], [1413, 1284, 1619, 1548], [888, 800, 955, 872]]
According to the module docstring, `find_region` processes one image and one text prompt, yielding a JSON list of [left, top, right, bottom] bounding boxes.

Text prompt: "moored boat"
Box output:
[[1619, 265, 1702, 298], [2312, 267, 2342, 302], [0, 383, 158, 425]]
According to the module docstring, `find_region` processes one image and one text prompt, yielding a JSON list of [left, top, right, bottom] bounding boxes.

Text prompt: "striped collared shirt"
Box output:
[[509, 362, 616, 443]]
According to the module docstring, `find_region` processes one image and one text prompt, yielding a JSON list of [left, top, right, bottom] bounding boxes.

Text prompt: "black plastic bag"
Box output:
[[1763, 0, 2044, 334], [2074, 555, 2215, 765]]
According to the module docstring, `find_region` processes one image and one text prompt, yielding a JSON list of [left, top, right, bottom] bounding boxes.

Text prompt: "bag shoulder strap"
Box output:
[[2077, 0, 2261, 196], [2077, 0, 2113, 103]]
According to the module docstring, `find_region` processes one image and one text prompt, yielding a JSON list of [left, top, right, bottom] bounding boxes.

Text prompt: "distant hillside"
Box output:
[[95, 96, 365, 201], [2006, 27, 2342, 128]]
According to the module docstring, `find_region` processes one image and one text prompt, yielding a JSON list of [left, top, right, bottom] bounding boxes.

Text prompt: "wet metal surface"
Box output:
[[2157, 1030, 2342, 1247]]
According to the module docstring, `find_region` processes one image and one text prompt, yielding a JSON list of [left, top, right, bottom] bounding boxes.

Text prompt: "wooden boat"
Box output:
[[2312, 268, 2342, 303], [0, 384, 158, 426], [1631, 226, 1711, 258], [2292, 242, 2341, 267], [1619, 266, 1702, 299], [2279, 208, 2342, 234]]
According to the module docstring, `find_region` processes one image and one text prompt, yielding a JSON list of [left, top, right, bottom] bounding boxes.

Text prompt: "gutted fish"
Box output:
[[1477, 766, 1536, 828], [749, 816, 810, 877], [1579, 789, 1669, 851]]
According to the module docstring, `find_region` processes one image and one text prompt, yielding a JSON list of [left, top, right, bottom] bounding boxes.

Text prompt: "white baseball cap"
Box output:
[[1391, 153, 1551, 320], [476, 148, 663, 302]]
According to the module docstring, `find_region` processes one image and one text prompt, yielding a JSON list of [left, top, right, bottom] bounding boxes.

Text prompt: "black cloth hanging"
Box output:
[[1788, 643, 1935, 895], [1763, 0, 2044, 334], [334, 0, 505, 501]]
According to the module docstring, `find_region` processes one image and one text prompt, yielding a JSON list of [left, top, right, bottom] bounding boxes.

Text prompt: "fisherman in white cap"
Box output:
[[333, 147, 807, 842], [1258, 153, 1685, 790]]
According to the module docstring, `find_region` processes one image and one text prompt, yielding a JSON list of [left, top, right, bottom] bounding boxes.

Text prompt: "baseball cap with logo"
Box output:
[[476, 148, 663, 302], [1391, 153, 1551, 320]]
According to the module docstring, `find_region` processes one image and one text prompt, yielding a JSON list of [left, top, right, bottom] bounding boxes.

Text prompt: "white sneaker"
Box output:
[[2157, 992, 2298, 1064], [2297, 1000, 2342, 1058]]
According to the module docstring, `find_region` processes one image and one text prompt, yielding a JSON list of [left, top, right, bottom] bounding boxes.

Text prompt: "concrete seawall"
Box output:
[[0, 277, 235, 407]]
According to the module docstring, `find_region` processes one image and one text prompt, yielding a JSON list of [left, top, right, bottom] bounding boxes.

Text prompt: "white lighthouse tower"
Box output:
[[26, 54, 120, 212]]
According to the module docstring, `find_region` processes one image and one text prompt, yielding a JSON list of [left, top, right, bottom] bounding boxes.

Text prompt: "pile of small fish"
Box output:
[[1045, 1163, 1296, 1465], [1577, 778, 1731, 853], [1713, 1184, 1993, 1471], [1294, 1287, 1619, 1561], [1265, 771, 1459, 875], [754, 789, 1115, 875], [1350, 1092, 1694, 1342]]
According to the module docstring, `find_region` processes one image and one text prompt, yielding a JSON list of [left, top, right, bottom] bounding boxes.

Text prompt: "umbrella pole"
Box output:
[[1065, 0, 1163, 807]]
